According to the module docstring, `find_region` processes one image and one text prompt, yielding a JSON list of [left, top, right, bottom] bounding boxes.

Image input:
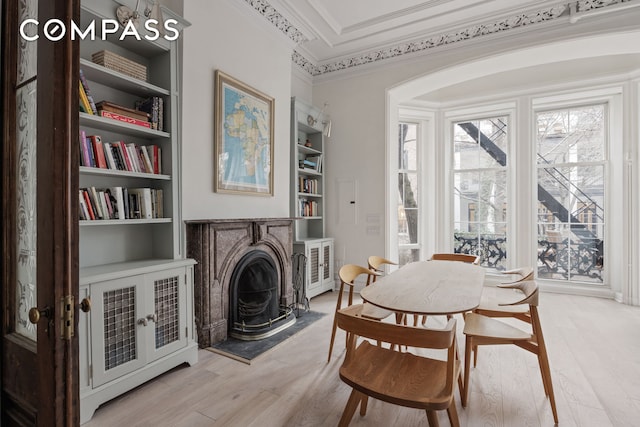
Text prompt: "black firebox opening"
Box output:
[[229, 250, 295, 340]]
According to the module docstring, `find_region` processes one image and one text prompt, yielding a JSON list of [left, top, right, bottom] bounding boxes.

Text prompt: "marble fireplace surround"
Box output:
[[185, 218, 294, 347]]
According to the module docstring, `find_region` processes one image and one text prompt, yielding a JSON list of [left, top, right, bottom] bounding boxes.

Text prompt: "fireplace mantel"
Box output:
[[186, 218, 294, 347]]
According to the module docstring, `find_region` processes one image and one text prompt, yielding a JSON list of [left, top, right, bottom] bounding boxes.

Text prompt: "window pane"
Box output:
[[537, 105, 605, 164], [399, 123, 417, 170], [454, 118, 507, 170], [536, 105, 605, 284], [452, 116, 508, 270], [398, 122, 420, 263]]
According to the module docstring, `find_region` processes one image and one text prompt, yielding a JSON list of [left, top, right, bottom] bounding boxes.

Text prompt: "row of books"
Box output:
[[299, 199, 319, 217], [298, 177, 320, 194], [79, 186, 164, 221], [299, 154, 323, 172], [79, 130, 162, 174], [79, 68, 164, 130]]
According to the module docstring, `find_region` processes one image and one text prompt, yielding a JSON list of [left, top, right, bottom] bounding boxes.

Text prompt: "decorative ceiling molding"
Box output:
[[243, 0, 308, 44], [576, 0, 631, 12], [246, 0, 632, 77]]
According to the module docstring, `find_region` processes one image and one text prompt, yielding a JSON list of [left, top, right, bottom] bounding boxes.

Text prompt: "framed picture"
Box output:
[[214, 70, 274, 195]]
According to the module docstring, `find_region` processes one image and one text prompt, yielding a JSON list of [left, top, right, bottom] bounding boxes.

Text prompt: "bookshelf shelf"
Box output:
[[78, 1, 195, 423], [298, 192, 322, 198], [298, 168, 322, 176], [79, 166, 171, 180], [80, 58, 171, 97], [79, 218, 172, 226], [80, 112, 170, 138]]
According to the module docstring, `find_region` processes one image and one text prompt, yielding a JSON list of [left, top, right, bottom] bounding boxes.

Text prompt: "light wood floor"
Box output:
[[84, 290, 640, 426]]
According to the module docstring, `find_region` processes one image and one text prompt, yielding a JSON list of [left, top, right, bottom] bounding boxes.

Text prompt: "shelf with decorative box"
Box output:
[[290, 98, 334, 299], [78, 1, 195, 423]]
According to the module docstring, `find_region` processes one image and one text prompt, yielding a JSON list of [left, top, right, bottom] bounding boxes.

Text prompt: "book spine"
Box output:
[[78, 81, 93, 115], [108, 187, 125, 220], [89, 135, 107, 169], [89, 187, 103, 219], [141, 146, 153, 173], [123, 188, 130, 219], [98, 190, 110, 220], [99, 110, 151, 128], [118, 141, 134, 171], [102, 142, 116, 170], [111, 144, 125, 171], [86, 137, 96, 167], [82, 189, 96, 220], [79, 130, 90, 167], [152, 145, 159, 174], [79, 69, 98, 115], [78, 191, 89, 220], [125, 144, 140, 173]]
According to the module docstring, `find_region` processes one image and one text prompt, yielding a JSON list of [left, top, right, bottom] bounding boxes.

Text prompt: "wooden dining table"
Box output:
[[360, 260, 486, 316]]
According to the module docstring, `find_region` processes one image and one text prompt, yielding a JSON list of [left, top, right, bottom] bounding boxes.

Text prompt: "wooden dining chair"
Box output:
[[475, 267, 533, 317], [366, 255, 406, 325], [471, 267, 533, 365], [462, 280, 558, 424], [335, 304, 461, 427], [366, 255, 397, 283], [327, 264, 394, 363]]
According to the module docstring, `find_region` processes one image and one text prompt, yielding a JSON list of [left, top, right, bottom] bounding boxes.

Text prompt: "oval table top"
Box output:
[[359, 260, 486, 315]]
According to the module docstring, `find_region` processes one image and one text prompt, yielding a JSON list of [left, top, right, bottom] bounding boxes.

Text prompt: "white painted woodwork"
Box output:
[[78, 0, 195, 422]]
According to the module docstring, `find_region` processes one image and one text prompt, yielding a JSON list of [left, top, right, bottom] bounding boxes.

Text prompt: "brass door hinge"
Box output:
[[61, 295, 74, 340]]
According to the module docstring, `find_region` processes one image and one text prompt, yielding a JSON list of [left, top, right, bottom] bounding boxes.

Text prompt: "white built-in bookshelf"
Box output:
[[78, 1, 196, 423], [290, 98, 334, 299]]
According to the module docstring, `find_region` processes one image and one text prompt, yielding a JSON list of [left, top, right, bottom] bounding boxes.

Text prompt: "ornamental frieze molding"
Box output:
[[243, 0, 307, 44], [245, 0, 634, 76]]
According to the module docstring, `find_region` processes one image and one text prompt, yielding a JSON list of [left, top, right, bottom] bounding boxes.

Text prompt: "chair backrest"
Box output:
[[498, 280, 539, 307], [339, 264, 378, 288], [336, 304, 456, 351], [366, 256, 397, 285], [430, 253, 480, 265], [367, 255, 397, 271], [501, 266, 534, 282]]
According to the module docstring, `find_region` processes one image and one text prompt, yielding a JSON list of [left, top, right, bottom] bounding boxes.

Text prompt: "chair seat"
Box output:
[[360, 303, 393, 320], [339, 341, 460, 410], [463, 312, 531, 341]]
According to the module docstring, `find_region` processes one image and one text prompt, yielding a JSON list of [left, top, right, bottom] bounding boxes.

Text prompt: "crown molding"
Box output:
[[242, 0, 635, 78]]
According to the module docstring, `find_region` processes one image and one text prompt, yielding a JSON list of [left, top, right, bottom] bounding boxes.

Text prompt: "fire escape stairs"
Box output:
[[456, 121, 602, 252]]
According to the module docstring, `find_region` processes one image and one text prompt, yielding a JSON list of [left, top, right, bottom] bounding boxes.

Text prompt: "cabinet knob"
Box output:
[[79, 297, 91, 313], [28, 306, 51, 324], [146, 313, 158, 323], [138, 318, 148, 327]]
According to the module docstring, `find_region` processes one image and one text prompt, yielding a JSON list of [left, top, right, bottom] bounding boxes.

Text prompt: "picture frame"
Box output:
[[214, 70, 274, 195]]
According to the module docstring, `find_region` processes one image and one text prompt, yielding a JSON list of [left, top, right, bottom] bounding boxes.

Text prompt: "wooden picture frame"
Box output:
[[214, 70, 274, 195]]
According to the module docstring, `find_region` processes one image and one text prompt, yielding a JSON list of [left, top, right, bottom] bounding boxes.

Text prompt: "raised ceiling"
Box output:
[[241, 0, 638, 76]]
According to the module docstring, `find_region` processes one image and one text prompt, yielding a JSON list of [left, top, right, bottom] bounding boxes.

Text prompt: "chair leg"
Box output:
[[473, 344, 478, 367], [359, 395, 369, 416], [426, 410, 440, 427], [447, 397, 461, 427], [462, 335, 472, 407], [338, 389, 363, 427], [537, 342, 559, 424], [328, 284, 345, 363], [532, 308, 559, 424]]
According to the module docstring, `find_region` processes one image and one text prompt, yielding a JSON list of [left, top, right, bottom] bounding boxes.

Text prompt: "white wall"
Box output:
[[181, 0, 293, 220]]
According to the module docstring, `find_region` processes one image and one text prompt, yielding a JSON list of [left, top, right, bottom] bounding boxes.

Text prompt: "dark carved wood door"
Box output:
[[2, 0, 80, 425]]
